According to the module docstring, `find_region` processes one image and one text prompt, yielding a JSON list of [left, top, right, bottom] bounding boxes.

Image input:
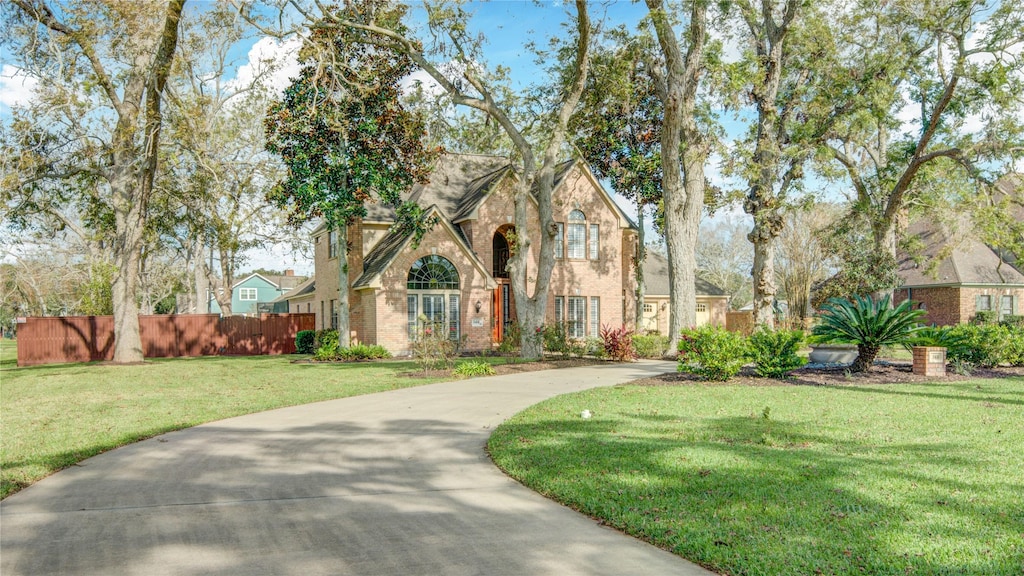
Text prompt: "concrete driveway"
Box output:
[[1, 360, 714, 575]]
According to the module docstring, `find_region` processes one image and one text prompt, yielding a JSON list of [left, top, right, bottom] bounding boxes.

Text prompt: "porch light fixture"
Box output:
[[475, 300, 482, 313]]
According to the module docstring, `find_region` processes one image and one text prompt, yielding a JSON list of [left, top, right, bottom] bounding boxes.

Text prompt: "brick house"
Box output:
[[298, 154, 641, 355], [639, 251, 728, 334], [895, 220, 1023, 325]]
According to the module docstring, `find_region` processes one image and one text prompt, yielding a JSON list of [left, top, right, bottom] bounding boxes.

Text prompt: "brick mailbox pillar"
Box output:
[[912, 346, 946, 377]]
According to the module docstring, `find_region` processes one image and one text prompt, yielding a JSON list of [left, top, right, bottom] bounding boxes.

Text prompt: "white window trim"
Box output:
[[239, 287, 258, 301]]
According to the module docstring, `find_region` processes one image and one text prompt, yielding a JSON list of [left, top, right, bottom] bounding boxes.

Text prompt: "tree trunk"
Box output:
[[635, 205, 646, 330], [193, 233, 208, 314], [647, 0, 708, 355], [336, 220, 351, 349], [872, 217, 898, 302], [215, 251, 233, 316], [749, 224, 779, 328], [509, 173, 554, 360], [854, 344, 879, 372], [110, 175, 146, 363]]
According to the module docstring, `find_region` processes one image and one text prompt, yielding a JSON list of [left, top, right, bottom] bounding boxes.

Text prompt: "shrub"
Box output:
[[944, 323, 1024, 367], [497, 322, 521, 356], [541, 323, 570, 357], [600, 325, 637, 362], [677, 325, 748, 381], [411, 319, 460, 373], [454, 360, 496, 377], [971, 310, 998, 324], [633, 334, 670, 359], [313, 329, 340, 361], [338, 343, 391, 361], [295, 330, 316, 354], [811, 295, 924, 372], [584, 337, 607, 359], [748, 327, 806, 378], [1000, 314, 1024, 328]]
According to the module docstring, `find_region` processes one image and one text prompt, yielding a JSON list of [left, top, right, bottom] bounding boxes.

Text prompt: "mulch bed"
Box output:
[[629, 362, 1024, 387], [400, 357, 606, 378]]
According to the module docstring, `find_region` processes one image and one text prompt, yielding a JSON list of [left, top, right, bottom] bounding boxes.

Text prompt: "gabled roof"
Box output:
[[272, 276, 316, 303], [310, 153, 636, 231], [643, 251, 727, 297], [353, 205, 497, 291], [232, 272, 308, 292], [898, 219, 1024, 287]]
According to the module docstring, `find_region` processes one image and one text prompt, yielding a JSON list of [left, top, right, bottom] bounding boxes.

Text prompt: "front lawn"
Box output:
[[1, 355, 455, 499], [489, 379, 1024, 575]]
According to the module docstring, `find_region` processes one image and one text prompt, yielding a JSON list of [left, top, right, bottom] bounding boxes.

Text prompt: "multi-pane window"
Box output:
[[590, 296, 600, 336], [554, 296, 565, 325], [330, 299, 339, 330], [567, 210, 586, 259], [696, 303, 708, 313], [328, 229, 338, 258], [1000, 295, 1015, 319], [977, 295, 992, 311], [568, 296, 586, 338], [239, 287, 257, 301], [589, 224, 599, 260], [407, 255, 461, 342], [555, 223, 564, 259]]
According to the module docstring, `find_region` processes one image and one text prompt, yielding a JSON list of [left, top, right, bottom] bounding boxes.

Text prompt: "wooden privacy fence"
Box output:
[[725, 311, 755, 335], [16, 313, 316, 367]]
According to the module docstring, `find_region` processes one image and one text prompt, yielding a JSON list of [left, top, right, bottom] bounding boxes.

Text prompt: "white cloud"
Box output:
[[229, 36, 303, 95], [0, 65, 38, 108]]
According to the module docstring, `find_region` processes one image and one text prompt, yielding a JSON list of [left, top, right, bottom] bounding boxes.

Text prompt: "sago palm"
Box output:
[[812, 295, 925, 372]]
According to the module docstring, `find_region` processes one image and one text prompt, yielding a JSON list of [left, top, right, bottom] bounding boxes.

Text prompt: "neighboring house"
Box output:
[[309, 153, 640, 354], [640, 251, 728, 334], [895, 219, 1024, 325], [210, 270, 308, 316], [273, 276, 316, 314]]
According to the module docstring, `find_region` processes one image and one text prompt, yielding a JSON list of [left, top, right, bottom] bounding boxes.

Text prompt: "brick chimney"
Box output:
[[284, 269, 294, 276]]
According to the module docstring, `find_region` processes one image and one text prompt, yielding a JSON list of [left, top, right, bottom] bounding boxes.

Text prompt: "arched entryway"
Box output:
[[491, 225, 515, 344]]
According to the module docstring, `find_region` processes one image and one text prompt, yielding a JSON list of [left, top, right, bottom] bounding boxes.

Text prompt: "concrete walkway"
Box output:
[[1, 360, 714, 576]]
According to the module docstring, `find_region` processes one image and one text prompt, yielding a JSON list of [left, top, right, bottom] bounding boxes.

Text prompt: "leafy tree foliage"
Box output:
[[572, 26, 663, 328], [3, 0, 186, 362], [820, 0, 1024, 293], [264, 0, 438, 347]]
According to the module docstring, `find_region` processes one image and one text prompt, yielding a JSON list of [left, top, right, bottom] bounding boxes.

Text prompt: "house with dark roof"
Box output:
[[306, 153, 645, 354], [639, 251, 729, 333], [895, 219, 1023, 325], [273, 275, 316, 314]]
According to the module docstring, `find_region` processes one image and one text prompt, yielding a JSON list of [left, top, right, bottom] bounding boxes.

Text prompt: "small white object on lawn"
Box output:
[[581, 410, 592, 419]]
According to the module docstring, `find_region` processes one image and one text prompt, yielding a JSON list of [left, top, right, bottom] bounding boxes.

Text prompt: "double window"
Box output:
[[239, 287, 258, 301], [407, 255, 461, 342]]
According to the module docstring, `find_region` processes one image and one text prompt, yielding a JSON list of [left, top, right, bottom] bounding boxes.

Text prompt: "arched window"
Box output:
[[408, 255, 459, 289], [407, 255, 461, 342], [567, 210, 587, 259]]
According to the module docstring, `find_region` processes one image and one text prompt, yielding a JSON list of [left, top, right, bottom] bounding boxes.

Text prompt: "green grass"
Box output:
[[489, 379, 1024, 575], [0, 339, 16, 368], [1, 354, 455, 499]]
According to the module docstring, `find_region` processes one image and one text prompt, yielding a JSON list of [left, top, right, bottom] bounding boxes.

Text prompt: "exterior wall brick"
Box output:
[[897, 285, 1024, 325]]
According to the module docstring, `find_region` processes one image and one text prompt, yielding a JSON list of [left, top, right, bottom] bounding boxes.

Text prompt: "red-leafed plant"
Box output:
[[600, 325, 637, 362]]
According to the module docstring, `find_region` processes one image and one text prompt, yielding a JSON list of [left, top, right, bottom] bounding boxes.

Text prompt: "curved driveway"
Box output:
[[2, 360, 713, 576]]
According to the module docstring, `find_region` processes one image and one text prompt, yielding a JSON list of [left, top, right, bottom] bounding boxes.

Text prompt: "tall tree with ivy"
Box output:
[[264, 1, 438, 349], [572, 26, 663, 330]]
